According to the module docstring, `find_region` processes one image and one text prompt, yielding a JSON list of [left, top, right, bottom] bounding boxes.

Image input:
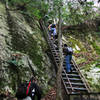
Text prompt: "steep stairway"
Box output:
[[47, 34, 91, 95]]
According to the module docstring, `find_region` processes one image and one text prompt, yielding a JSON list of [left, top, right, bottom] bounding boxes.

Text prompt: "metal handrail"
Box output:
[[72, 58, 91, 93]]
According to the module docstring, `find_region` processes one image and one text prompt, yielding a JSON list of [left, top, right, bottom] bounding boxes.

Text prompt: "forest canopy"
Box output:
[[7, 0, 100, 25]]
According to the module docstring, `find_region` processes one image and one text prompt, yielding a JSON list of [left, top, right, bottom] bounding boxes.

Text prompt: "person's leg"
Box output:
[[69, 55, 72, 71], [66, 55, 71, 72], [66, 63, 71, 72], [49, 31, 51, 37], [53, 28, 56, 40], [51, 33, 53, 40], [69, 54, 72, 62], [52, 31, 55, 40]]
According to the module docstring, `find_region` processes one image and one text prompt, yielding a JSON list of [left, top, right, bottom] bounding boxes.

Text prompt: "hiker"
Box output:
[[48, 23, 57, 40], [28, 77, 42, 100], [63, 44, 73, 73], [16, 77, 42, 100], [51, 24, 57, 40], [48, 22, 53, 37]]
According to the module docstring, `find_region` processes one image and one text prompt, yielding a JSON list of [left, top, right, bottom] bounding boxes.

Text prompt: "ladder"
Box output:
[[47, 34, 91, 95]]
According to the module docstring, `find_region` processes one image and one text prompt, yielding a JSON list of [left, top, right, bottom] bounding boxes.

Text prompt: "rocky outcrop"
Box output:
[[0, 2, 56, 96]]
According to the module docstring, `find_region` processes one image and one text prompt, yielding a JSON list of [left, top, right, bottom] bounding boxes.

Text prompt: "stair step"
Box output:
[[54, 56, 59, 59], [67, 87, 87, 91], [52, 50, 56, 53], [69, 78, 82, 81], [63, 64, 75, 68], [71, 71, 78, 74], [50, 48, 54, 51], [55, 57, 59, 59], [65, 82, 85, 86], [55, 59, 60, 62], [62, 73, 80, 78], [63, 63, 74, 66], [67, 74, 80, 78], [52, 51, 58, 54], [62, 77, 82, 81], [62, 70, 78, 74], [52, 50, 59, 52], [55, 60, 59, 63], [63, 67, 76, 71], [54, 55, 58, 57], [52, 52, 56, 55], [56, 61, 59, 63], [51, 47, 58, 51]]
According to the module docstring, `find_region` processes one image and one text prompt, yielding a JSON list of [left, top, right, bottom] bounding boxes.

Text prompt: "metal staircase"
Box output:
[[40, 21, 100, 100], [47, 34, 91, 95]]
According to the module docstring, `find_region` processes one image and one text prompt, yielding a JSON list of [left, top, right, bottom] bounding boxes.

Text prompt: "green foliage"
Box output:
[[8, 0, 30, 6], [46, 0, 97, 25], [26, 1, 49, 19], [92, 41, 100, 55], [8, 0, 99, 25], [62, 1, 95, 25], [96, 64, 100, 68], [85, 72, 100, 92], [47, 0, 63, 20], [8, 0, 49, 20]]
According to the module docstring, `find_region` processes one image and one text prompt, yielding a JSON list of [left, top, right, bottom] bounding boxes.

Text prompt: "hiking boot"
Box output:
[[67, 71, 71, 74]]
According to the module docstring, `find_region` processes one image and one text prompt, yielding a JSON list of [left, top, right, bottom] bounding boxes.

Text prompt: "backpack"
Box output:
[[16, 81, 31, 99], [66, 47, 73, 54], [30, 83, 42, 100]]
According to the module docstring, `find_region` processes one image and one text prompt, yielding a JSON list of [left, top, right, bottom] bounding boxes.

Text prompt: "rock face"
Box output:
[[0, 2, 56, 95]]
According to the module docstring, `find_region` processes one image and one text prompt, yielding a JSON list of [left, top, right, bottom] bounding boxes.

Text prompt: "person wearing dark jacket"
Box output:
[[16, 77, 42, 100], [27, 77, 42, 100]]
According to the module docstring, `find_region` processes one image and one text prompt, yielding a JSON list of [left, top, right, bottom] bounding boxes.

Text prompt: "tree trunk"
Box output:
[[5, 0, 9, 9], [56, 5, 63, 100]]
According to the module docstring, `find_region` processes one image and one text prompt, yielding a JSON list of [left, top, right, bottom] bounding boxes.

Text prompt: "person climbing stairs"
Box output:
[[47, 32, 91, 95]]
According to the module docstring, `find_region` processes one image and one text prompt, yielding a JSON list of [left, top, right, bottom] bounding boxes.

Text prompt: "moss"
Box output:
[[8, 21, 43, 71], [83, 65, 91, 72], [0, 79, 7, 90], [64, 36, 86, 53], [76, 58, 87, 65], [0, 2, 5, 14], [91, 41, 100, 55], [1, 8, 53, 95], [7, 12, 45, 72], [89, 79, 100, 92], [96, 65, 100, 68], [82, 61, 95, 71]]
